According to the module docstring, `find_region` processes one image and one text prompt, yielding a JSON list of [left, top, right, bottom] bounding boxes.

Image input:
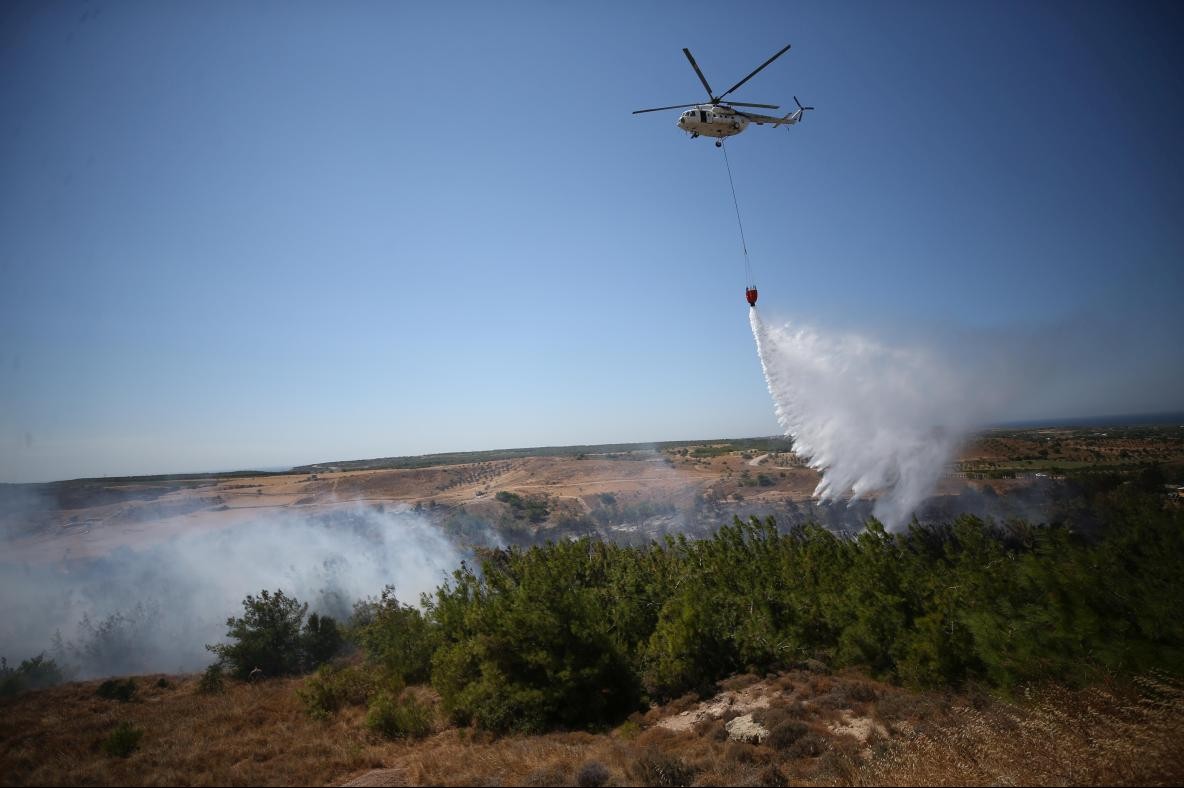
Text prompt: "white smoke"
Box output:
[[0, 505, 468, 678], [751, 309, 986, 529]]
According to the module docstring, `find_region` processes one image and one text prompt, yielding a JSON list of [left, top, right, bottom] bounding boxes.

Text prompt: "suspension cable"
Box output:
[[720, 140, 754, 288]]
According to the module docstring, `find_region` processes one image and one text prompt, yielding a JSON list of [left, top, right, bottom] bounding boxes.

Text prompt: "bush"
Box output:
[[756, 764, 789, 787], [301, 613, 344, 670], [96, 677, 137, 702], [207, 589, 341, 679], [430, 541, 642, 733], [723, 740, 761, 764], [353, 587, 437, 684], [766, 719, 809, 750], [837, 680, 878, 704], [298, 663, 393, 719], [628, 749, 695, 787], [198, 663, 225, 695], [0, 654, 64, 696], [524, 764, 570, 786], [207, 590, 308, 679], [576, 761, 611, 787], [101, 722, 143, 758], [71, 605, 159, 678], [693, 717, 729, 741], [787, 732, 828, 758], [496, 490, 550, 523], [365, 691, 433, 739]]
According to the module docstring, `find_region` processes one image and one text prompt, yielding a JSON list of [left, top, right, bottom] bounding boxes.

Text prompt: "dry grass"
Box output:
[[856, 673, 1184, 787], [0, 674, 391, 786], [3, 671, 1182, 786]]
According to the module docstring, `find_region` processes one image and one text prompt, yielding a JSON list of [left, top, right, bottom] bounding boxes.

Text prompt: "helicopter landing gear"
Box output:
[[715, 140, 722, 148]]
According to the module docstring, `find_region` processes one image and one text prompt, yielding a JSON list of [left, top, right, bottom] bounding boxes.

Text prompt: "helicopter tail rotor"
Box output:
[[774, 96, 815, 128]]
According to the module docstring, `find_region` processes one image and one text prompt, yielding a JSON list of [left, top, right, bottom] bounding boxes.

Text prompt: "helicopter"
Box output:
[[633, 44, 813, 146]]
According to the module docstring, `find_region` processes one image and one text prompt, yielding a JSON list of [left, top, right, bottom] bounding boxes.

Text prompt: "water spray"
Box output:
[[749, 310, 975, 529]]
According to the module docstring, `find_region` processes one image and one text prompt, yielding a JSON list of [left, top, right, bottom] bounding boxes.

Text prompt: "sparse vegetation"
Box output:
[[0, 654, 63, 697], [100, 721, 143, 758], [297, 662, 385, 719], [496, 490, 551, 523], [858, 674, 1184, 786], [96, 677, 137, 702], [0, 668, 1181, 785], [576, 760, 611, 787], [364, 690, 433, 739], [197, 662, 225, 694]]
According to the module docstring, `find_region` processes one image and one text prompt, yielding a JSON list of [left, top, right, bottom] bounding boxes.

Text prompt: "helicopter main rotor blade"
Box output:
[[718, 43, 791, 101], [682, 48, 715, 100], [632, 103, 702, 114], [728, 101, 780, 109]]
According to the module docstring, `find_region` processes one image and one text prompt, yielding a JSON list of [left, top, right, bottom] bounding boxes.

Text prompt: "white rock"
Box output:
[[725, 713, 769, 743]]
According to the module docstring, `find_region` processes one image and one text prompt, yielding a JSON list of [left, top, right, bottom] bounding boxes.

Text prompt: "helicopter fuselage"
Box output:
[[677, 105, 749, 139]]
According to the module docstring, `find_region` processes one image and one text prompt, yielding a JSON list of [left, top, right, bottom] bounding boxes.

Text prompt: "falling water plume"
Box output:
[[750, 308, 975, 529]]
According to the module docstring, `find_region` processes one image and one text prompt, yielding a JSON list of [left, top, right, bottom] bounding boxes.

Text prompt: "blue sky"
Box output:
[[2, 1, 1182, 482]]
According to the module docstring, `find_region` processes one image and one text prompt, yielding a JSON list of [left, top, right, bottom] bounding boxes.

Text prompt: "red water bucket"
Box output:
[[745, 287, 758, 307]]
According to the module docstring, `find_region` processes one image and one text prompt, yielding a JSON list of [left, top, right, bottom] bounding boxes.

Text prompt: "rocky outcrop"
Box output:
[[725, 713, 769, 743]]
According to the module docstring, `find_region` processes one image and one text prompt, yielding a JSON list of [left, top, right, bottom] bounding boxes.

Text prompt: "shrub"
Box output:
[[756, 764, 789, 787], [206, 589, 337, 678], [198, 663, 225, 695], [724, 739, 760, 764], [101, 722, 143, 758], [753, 705, 793, 728], [766, 719, 809, 750], [298, 663, 393, 719], [0, 654, 64, 696], [352, 587, 437, 684], [816, 746, 860, 783], [787, 732, 828, 758], [207, 590, 307, 679], [616, 719, 642, 739], [628, 749, 696, 787], [72, 605, 158, 678], [365, 691, 433, 739], [576, 761, 611, 787], [840, 680, 878, 704], [155, 677, 171, 689], [525, 764, 570, 786], [96, 677, 137, 702], [693, 717, 728, 741], [495, 490, 550, 523], [430, 542, 642, 733], [301, 613, 344, 670], [801, 658, 830, 674]]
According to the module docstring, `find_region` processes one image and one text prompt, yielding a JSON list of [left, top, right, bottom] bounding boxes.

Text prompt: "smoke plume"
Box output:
[[0, 505, 467, 678], [751, 309, 986, 528]]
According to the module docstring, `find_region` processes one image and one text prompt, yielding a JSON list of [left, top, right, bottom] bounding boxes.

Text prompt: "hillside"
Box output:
[[3, 666, 1182, 787]]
